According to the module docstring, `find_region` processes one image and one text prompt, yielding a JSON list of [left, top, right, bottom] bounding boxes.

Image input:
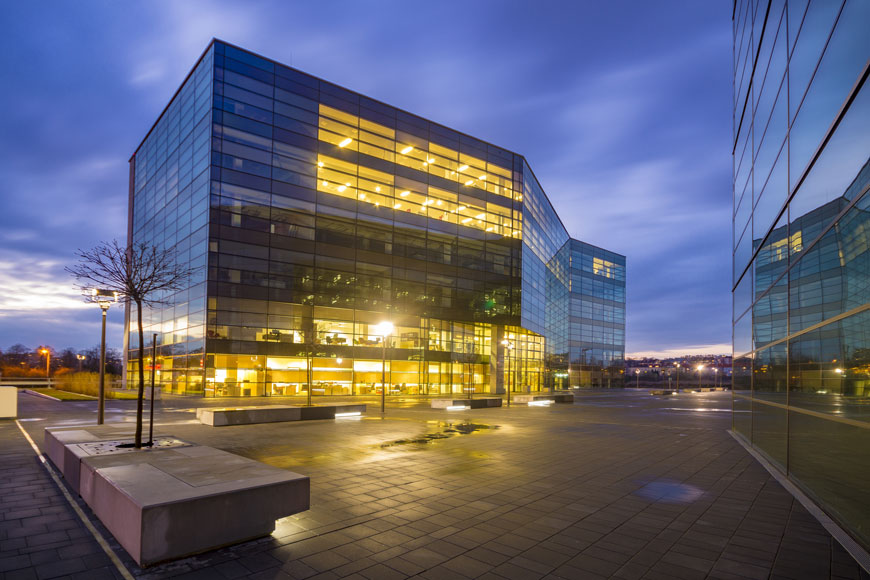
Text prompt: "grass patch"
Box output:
[[29, 388, 96, 401]]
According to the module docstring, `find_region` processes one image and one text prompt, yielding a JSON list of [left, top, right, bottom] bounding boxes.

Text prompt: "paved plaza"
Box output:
[[1, 390, 868, 580]]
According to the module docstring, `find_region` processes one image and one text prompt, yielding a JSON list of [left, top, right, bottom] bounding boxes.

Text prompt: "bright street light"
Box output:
[[501, 339, 514, 406], [39, 348, 50, 384], [92, 288, 118, 424], [375, 321, 393, 414]]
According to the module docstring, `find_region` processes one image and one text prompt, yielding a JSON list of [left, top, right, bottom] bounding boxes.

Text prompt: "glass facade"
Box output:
[[732, 0, 870, 552], [126, 40, 625, 399]]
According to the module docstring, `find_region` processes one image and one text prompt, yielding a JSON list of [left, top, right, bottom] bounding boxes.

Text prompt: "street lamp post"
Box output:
[[92, 289, 117, 425], [635, 369, 640, 389], [713, 367, 718, 389], [675, 363, 680, 391], [39, 348, 50, 385], [374, 321, 393, 414], [501, 339, 514, 407], [76, 354, 86, 372], [697, 365, 704, 389], [148, 333, 157, 446]]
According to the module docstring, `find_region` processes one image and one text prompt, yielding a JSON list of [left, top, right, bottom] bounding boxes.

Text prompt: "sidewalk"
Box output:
[[0, 421, 120, 580], [5, 390, 870, 579]]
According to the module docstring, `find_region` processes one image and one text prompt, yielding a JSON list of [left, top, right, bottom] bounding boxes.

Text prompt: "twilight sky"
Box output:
[[0, 1, 733, 358]]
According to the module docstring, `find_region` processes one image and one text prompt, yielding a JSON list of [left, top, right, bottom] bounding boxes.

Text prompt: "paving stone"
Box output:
[[4, 390, 868, 579]]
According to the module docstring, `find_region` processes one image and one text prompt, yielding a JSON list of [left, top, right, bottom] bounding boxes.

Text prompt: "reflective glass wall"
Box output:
[[127, 40, 625, 399], [569, 240, 626, 387], [732, 0, 870, 551], [126, 46, 213, 395]]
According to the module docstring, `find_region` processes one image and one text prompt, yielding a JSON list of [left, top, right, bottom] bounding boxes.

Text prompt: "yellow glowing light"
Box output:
[[436, 200, 442, 205], [458, 164, 468, 172], [338, 185, 347, 192], [359, 193, 366, 199], [475, 213, 485, 219], [427, 158, 435, 163], [394, 203, 401, 209], [486, 226, 494, 232], [461, 217, 472, 224], [317, 161, 324, 167], [322, 180, 328, 186], [400, 190, 409, 197], [457, 206, 466, 211], [479, 175, 486, 180], [338, 137, 352, 147], [400, 146, 413, 154], [464, 179, 474, 186], [375, 186, 381, 192]]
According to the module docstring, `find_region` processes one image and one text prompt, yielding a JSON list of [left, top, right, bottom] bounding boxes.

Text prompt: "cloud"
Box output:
[[627, 344, 733, 358], [129, 61, 166, 86], [0, 251, 89, 314]]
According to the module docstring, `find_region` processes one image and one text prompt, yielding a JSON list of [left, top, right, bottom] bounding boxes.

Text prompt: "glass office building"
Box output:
[[732, 0, 869, 552], [125, 40, 625, 400]]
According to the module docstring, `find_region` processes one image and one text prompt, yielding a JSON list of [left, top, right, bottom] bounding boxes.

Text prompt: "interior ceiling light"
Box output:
[[486, 226, 494, 232], [359, 193, 366, 199], [476, 213, 485, 219], [427, 158, 435, 163], [400, 146, 413, 154], [461, 217, 472, 223], [479, 175, 486, 180], [375, 186, 381, 192], [337, 185, 347, 192], [400, 190, 409, 197], [322, 180, 328, 186], [457, 206, 466, 211], [317, 161, 324, 167], [464, 180, 474, 186], [458, 164, 468, 172], [338, 137, 352, 147], [394, 203, 401, 209], [436, 200, 442, 205]]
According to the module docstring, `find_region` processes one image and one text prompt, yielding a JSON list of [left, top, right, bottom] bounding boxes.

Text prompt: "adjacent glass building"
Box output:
[[732, 0, 869, 553], [125, 40, 625, 400]]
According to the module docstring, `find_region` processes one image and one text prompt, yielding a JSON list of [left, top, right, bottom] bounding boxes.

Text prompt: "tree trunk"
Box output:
[[135, 299, 145, 448]]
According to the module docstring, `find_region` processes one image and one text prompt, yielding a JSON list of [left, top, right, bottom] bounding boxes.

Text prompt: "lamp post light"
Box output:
[[713, 367, 719, 389], [697, 364, 704, 388], [92, 288, 118, 425], [76, 354, 86, 372], [374, 321, 394, 414], [39, 348, 50, 385], [635, 369, 640, 389], [501, 338, 514, 407]]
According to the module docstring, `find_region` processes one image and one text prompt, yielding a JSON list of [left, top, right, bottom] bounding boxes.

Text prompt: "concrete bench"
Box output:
[[44, 427, 309, 567], [196, 403, 366, 426], [513, 393, 574, 404], [0, 386, 18, 418], [431, 398, 502, 409]]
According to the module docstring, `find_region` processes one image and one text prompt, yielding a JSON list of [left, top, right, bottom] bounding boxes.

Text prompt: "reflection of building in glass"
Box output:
[[732, 0, 870, 554], [124, 40, 626, 401]]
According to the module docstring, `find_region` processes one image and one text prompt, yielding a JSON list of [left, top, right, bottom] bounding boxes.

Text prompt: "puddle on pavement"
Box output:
[[634, 479, 704, 503], [380, 421, 499, 448]]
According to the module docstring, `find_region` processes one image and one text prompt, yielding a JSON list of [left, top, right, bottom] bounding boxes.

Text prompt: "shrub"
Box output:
[[55, 372, 122, 397]]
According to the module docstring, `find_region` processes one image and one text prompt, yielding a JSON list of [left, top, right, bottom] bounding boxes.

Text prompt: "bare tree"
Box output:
[[67, 240, 198, 448]]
